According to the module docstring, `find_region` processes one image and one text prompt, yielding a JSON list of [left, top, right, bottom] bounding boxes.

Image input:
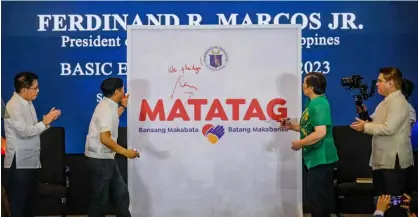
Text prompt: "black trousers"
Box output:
[[373, 155, 409, 217], [86, 157, 131, 217], [6, 156, 38, 217], [305, 163, 335, 217]]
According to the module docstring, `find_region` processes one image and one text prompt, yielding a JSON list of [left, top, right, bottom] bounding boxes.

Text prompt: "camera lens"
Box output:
[[341, 77, 353, 87]]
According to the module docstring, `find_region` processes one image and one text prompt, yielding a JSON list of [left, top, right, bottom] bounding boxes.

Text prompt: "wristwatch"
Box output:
[[119, 104, 126, 108]]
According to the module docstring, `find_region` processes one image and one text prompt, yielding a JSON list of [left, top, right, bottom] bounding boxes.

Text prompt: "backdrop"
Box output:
[[127, 25, 302, 217], [1, 1, 418, 153]]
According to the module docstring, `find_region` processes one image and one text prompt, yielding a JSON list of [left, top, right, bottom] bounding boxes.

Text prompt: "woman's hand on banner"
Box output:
[[291, 140, 303, 151], [279, 118, 293, 129]]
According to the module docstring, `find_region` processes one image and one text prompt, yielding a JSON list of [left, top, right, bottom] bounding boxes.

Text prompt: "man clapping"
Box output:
[[4, 72, 61, 217]]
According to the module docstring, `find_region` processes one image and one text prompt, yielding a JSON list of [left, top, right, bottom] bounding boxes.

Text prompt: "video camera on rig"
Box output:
[[341, 75, 376, 119]]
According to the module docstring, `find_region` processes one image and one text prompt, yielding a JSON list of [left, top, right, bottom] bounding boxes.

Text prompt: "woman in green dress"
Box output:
[[280, 72, 339, 217]]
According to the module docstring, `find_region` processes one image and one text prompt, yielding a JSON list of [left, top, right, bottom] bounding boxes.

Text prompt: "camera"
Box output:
[[341, 75, 364, 89], [374, 195, 406, 206], [341, 75, 376, 120]]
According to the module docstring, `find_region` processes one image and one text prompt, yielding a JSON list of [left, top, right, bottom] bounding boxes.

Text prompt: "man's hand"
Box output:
[[376, 194, 391, 213], [350, 117, 366, 132], [53, 108, 62, 120], [356, 104, 367, 114], [401, 193, 411, 210], [123, 148, 139, 159], [118, 106, 125, 117], [121, 94, 129, 108], [42, 107, 61, 125]]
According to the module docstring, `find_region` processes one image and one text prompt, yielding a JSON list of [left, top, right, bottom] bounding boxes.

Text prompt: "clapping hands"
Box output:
[[42, 107, 61, 126]]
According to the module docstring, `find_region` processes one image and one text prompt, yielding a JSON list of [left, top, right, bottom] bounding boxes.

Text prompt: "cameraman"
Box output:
[[357, 78, 416, 135], [351, 67, 414, 217]]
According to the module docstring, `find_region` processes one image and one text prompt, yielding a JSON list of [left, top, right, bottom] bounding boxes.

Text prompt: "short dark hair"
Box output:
[[14, 72, 39, 93], [401, 78, 414, 99], [100, 77, 124, 98], [379, 67, 403, 90], [305, 72, 327, 95]]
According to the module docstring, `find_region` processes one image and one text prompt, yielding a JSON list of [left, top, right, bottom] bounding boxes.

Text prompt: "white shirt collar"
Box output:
[[103, 97, 119, 108], [383, 90, 401, 104]]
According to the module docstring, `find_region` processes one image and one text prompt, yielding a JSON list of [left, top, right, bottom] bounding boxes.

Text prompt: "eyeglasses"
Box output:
[[28, 86, 39, 90]]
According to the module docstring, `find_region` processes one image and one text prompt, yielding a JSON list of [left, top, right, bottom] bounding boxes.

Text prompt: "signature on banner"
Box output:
[[168, 58, 203, 99]]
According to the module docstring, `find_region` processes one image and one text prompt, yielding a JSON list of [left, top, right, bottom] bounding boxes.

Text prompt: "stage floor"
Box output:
[[37, 215, 374, 217]]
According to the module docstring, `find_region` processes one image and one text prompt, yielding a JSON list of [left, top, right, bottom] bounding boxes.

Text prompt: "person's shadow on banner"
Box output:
[[264, 73, 301, 217], [128, 79, 170, 217]]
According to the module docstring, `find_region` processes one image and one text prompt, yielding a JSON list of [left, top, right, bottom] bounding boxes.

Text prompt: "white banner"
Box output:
[[127, 25, 302, 217]]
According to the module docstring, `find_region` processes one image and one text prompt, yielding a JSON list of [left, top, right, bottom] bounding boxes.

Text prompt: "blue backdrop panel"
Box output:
[[2, 1, 418, 153]]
